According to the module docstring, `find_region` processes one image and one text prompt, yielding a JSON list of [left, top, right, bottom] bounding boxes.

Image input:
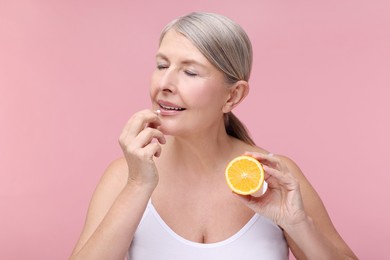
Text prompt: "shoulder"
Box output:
[[85, 157, 129, 220], [272, 154, 315, 196], [249, 148, 317, 200], [104, 157, 128, 177], [237, 141, 270, 155], [84, 157, 129, 212], [99, 157, 128, 189], [71, 157, 129, 254], [273, 154, 357, 258], [277, 155, 306, 180], [243, 143, 309, 183], [87, 157, 129, 209], [271, 154, 328, 222]]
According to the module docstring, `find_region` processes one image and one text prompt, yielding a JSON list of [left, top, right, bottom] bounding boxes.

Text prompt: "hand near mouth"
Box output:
[[118, 109, 166, 189]]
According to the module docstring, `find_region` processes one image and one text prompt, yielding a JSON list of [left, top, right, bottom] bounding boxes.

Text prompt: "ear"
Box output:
[[222, 80, 249, 113]]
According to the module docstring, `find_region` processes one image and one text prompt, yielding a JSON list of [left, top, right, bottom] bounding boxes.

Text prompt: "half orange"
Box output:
[[225, 155, 265, 195]]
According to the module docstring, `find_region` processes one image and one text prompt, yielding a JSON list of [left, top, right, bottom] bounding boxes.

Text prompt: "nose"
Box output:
[[158, 67, 177, 93]]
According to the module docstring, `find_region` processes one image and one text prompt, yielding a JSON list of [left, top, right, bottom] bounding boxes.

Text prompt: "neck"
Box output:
[[162, 126, 236, 176]]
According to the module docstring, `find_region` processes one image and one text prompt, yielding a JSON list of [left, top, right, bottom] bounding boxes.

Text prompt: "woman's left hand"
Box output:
[[236, 151, 307, 229]]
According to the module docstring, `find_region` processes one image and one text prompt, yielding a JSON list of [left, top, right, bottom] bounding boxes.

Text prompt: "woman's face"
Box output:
[[150, 29, 231, 137]]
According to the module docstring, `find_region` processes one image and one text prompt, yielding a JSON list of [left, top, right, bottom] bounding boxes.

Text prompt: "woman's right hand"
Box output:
[[118, 109, 166, 190]]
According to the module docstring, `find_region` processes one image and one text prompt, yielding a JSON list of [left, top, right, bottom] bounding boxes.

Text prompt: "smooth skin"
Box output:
[[70, 29, 357, 259]]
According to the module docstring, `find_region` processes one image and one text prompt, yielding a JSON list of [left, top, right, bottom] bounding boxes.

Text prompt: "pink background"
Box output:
[[1, 1, 389, 259]]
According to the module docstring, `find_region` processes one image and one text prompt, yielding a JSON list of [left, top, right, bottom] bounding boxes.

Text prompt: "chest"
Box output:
[[129, 201, 289, 260], [151, 190, 255, 244]]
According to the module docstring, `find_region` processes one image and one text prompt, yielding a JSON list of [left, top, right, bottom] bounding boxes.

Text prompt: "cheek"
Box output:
[[149, 72, 159, 98], [184, 84, 226, 110]]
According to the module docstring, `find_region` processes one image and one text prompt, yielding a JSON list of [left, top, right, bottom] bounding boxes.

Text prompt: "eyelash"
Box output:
[[157, 64, 168, 70], [157, 64, 198, 77], [184, 70, 198, 77]]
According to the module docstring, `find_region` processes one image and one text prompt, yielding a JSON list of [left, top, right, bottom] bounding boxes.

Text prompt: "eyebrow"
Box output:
[[155, 52, 207, 68]]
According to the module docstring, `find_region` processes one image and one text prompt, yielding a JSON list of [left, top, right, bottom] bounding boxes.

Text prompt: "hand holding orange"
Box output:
[[225, 155, 267, 197]]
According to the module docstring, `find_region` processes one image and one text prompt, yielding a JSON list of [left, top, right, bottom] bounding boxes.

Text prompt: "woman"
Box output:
[[70, 12, 357, 259]]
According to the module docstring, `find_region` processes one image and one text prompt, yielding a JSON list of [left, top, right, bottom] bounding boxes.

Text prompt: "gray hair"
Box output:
[[159, 12, 255, 145], [159, 12, 253, 84]]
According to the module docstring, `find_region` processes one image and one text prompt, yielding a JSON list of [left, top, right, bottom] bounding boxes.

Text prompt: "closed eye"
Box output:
[[184, 70, 198, 77], [157, 64, 169, 70]]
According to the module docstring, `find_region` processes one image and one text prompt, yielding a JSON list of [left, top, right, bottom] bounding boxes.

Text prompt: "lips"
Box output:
[[158, 100, 186, 111]]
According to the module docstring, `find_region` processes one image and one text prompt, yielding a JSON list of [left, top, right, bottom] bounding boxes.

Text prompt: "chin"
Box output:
[[158, 126, 180, 136], [158, 122, 189, 137]]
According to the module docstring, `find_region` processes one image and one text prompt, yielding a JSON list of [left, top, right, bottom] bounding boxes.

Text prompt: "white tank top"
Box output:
[[127, 201, 289, 260]]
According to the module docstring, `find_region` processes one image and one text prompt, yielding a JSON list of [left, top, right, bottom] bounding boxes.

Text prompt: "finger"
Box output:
[[131, 111, 161, 135], [244, 151, 280, 167], [120, 116, 161, 147], [147, 109, 162, 129], [119, 127, 165, 156], [147, 120, 161, 129], [120, 128, 162, 154], [134, 127, 166, 147], [122, 110, 161, 139], [143, 142, 162, 158], [262, 165, 297, 188], [262, 165, 286, 182]]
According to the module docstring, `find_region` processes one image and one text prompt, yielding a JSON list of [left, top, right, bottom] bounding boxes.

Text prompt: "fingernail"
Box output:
[[155, 109, 161, 115]]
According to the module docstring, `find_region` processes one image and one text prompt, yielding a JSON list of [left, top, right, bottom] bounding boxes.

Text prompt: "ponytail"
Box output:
[[224, 112, 256, 146]]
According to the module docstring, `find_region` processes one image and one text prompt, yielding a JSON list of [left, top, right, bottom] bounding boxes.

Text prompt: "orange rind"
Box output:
[[225, 155, 265, 196]]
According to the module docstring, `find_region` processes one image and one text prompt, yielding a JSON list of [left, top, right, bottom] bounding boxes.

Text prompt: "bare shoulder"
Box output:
[[273, 154, 323, 210], [239, 142, 270, 155], [87, 157, 129, 212], [247, 148, 314, 193], [87, 156, 128, 215], [277, 155, 307, 182], [71, 157, 128, 254], [100, 157, 128, 187], [276, 154, 357, 258]]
